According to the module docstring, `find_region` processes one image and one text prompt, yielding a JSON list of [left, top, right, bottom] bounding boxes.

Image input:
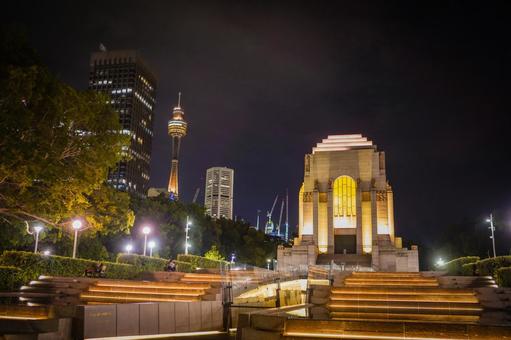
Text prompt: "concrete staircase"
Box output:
[[328, 272, 483, 324], [18, 276, 221, 305]]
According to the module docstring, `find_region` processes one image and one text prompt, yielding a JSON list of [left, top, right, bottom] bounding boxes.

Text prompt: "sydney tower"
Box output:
[[167, 93, 188, 199]]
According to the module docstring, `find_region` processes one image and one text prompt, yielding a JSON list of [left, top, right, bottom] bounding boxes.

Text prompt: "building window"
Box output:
[[333, 175, 356, 228]]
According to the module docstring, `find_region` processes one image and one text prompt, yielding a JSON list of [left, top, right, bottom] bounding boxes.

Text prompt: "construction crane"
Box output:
[[277, 199, 284, 236], [192, 188, 200, 203], [285, 189, 289, 241], [265, 195, 278, 234]]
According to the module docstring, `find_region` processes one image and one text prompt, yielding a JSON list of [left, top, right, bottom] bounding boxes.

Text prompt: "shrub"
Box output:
[[496, 267, 511, 287], [177, 254, 227, 269], [174, 260, 195, 273], [0, 266, 23, 291], [476, 256, 511, 277], [116, 253, 168, 272], [0, 251, 140, 285], [460, 262, 477, 276], [444, 256, 480, 275]]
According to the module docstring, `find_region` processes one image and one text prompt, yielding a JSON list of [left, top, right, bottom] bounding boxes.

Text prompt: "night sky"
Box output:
[[4, 2, 511, 251]]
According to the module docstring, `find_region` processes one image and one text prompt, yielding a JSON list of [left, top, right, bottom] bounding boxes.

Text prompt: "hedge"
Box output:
[[0, 251, 140, 289], [0, 266, 23, 291], [444, 256, 480, 275], [116, 253, 168, 272], [476, 256, 511, 277], [174, 260, 195, 273], [496, 267, 511, 288], [177, 254, 227, 269], [460, 262, 478, 276]]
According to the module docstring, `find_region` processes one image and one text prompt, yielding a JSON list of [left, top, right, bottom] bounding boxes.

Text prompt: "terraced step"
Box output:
[[87, 286, 208, 297], [93, 279, 211, 290], [80, 291, 200, 303], [330, 311, 480, 324], [330, 293, 478, 303], [328, 301, 482, 315]]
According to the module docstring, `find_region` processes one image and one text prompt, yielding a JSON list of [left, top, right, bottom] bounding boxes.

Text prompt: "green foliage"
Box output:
[[496, 267, 511, 287], [476, 256, 511, 277], [204, 245, 225, 261], [0, 266, 23, 291], [116, 253, 168, 272], [177, 254, 227, 269], [0, 42, 132, 231], [460, 262, 478, 276], [174, 260, 195, 273], [0, 251, 140, 287], [444, 256, 480, 275]]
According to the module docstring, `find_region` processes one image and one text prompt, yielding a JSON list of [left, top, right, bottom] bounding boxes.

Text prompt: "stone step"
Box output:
[[330, 293, 479, 303], [80, 291, 200, 303], [328, 301, 482, 315], [330, 311, 480, 324], [87, 286, 206, 297], [331, 287, 475, 295]]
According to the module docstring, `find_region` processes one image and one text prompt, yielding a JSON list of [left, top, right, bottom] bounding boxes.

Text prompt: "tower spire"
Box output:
[[177, 92, 182, 108]]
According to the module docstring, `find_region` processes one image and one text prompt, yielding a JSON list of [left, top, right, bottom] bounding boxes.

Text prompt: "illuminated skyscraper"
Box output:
[[89, 49, 156, 195], [167, 93, 188, 198], [205, 167, 234, 219]]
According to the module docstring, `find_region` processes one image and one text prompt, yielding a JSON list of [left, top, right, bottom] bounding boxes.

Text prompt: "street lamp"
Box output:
[[33, 224, 43, 253], [185, 216, 191, 255], [266, 258, 271, 270], [148, 240, 156, 257], [486, 214, 497, 258], [436, 258, 445, 267], [72, 219, 83, 259], [125, 244, 133, 254], [230, 253, 236, 264], [142, 226, 151, 256]]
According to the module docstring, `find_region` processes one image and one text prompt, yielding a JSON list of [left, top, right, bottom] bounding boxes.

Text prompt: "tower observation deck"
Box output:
[[167, 92, 188, 198]]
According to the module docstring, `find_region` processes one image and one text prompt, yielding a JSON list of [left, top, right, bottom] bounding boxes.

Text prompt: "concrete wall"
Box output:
[[75, 301, 223, 339]]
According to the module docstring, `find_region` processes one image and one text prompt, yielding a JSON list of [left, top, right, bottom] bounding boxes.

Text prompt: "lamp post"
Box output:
[[142, 226, 151, 256], [125, 244, 133, 255], [33, 225, 43, 253], [72, 219, 83, 259], [266, 258, 271, 271], [230, 253, 236, 264], [486, 214, 497, 258], [148, 240, 156, 257], [185, 216, 191, 255]]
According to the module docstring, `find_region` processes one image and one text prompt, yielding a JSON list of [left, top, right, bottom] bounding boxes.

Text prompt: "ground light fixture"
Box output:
[[142, 226, 151, 256], [43, 249, 51, 256], [125, 244, 133, 254], [148, 240, 156, 257], [72, 219, 83, 259]]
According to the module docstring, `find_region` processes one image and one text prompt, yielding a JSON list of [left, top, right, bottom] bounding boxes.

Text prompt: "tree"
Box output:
[[0, 52, 131, 230], [204, 245, 225, 261]]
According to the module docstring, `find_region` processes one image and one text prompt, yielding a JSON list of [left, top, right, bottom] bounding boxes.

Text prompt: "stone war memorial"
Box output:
[[278, 134, 419, 272]]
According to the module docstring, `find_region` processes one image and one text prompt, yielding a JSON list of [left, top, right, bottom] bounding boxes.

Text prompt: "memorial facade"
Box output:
[[278, 134, 419, 272]]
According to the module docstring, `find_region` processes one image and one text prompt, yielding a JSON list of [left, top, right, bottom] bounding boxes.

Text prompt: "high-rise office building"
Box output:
[[204, 167, 234, 219], [89, 49, 156, 195]]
